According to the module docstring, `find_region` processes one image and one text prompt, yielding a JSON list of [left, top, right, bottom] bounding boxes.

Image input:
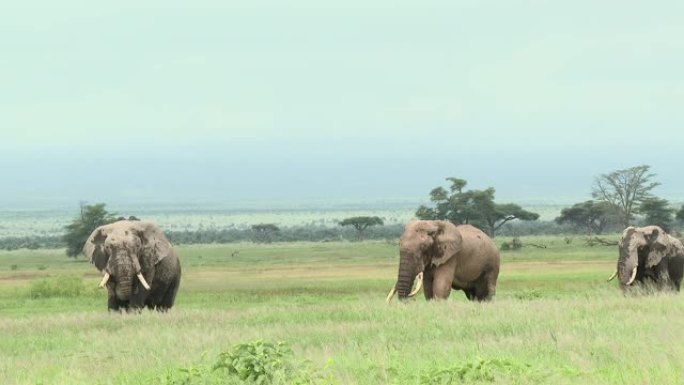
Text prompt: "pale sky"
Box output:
[[2, 1, 683, 207]]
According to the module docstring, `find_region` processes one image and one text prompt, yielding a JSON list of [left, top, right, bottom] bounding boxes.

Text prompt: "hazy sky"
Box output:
[[2, 1, 683, 208]]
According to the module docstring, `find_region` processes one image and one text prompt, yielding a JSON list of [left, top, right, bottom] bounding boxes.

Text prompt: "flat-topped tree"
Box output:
[[251, 223, 280, 244], [554, 200, 618, 235], [415, 178, 539, 237], [339, 216, 384, 240]]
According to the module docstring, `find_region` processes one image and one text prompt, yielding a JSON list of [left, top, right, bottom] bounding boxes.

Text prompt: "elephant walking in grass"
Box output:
[[386, 220, 500, 302], [84, 220, 181, 311], [608, 225, 684, 292]]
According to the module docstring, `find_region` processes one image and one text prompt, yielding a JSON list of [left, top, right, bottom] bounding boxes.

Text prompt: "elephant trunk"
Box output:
[[112, 256, 136, 301], [617, 243, 638, 290], [396, 250, 420, 300]]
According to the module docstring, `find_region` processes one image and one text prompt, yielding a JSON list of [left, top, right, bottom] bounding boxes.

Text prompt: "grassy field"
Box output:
[[2, 236, 684, 384]]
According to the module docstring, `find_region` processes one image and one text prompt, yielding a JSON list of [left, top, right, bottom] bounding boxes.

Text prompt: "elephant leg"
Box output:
[[463, 288, 476, 301], [652, 263, 670, 290], [668, 257, 684, 292], [107, 295, 120, 312], [156, 275, 181, 311], [431, 264, 456, 300], [472, 270, 497, 302], [423, 270, 435, 300]]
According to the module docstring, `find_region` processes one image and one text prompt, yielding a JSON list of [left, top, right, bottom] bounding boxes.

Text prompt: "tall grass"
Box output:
[[2, 237, 669, 384]]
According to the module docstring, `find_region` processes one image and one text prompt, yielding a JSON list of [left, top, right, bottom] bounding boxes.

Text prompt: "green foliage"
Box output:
[[162, 341, 333, 385], [677, 205, 684, 226], [592, 164, 660, 227], [500, 237, 522, 251], [513, 288, 544, 300], [0, 235, 63, 251], [213, 340, 312, 384], [416, 177, 539, 236], [29, 275, 86, 298], [62, 203, 117, 257], [639, 197, 674, 232], [419, 358, 541, 384], [555, 200, 618, 235], [338, 216, 384, 240], [250, 223, 280, 244]]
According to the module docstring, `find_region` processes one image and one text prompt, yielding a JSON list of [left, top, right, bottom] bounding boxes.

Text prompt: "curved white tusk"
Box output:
[[626, 267, 638, 285], [137, 273, 151, 290], [98, 272, 110, 288], [606, 270, 617, 282], [408, 272, 424, 297], [385, 287, 397, 303]]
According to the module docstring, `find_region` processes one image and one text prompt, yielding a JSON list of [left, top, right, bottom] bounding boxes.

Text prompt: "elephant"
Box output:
[[83, 219, 181, 311], [386, 220, 500, 302], [607, 225, 684, 292]]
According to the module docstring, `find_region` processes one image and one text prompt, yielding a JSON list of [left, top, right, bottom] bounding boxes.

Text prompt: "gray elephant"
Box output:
[[608, 225, 684, 291], [386, 220, 500, 302], [83, 219, 181, 311]]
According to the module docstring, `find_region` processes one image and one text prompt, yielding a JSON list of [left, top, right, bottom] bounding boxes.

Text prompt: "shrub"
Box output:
[[29, 275, 85, 299], [162, 340, 334, 385], [500, 237, 522, 251], [10, 264, 18, 271]]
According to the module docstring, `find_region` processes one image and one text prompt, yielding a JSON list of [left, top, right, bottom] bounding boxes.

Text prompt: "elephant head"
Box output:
[[615, 226, 672, 289], [386, 220, 461, 301], [83, 220, 173, 301]]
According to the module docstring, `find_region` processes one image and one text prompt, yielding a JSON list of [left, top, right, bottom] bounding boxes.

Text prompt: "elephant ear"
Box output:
[[134, 221, 174, 269], [83, 224, 115, 272], [643, 226, 669, 268], [430, 221, 462, 267], [669, 236, 684, 258]]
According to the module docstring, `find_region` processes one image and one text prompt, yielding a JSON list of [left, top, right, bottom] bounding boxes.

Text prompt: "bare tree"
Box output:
[[591, 165, 660, 228]]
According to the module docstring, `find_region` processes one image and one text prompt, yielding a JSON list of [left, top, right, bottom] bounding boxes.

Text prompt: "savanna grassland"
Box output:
[[2, 237, 684, 384]]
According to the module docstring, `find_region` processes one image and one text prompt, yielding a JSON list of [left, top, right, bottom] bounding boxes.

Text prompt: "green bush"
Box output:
[[162, 340, 334, 385], [29, 275, 86, 299]]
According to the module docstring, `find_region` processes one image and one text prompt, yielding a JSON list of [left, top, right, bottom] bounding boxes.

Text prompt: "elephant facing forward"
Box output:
[[84, 220, 181, 311], [386, 220, 500, 302], [608, 225, 684, 292]]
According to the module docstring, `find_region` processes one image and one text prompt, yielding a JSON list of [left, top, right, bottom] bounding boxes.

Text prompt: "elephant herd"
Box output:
[[384, 221, 684, 303], [83, 219, 684, 312]]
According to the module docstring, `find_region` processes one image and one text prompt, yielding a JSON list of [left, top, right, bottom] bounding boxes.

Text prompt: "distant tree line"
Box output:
[[2, 166, 684, 252]]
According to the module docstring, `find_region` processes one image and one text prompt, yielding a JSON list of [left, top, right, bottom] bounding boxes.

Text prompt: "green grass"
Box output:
[[3, 236, 676, 385]]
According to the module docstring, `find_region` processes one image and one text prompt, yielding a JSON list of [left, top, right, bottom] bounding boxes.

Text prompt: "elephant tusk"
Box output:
[[385, 287, 397, 303], [98, 272, 110, 288], [606, 270, 617, 282], [626, 267, 638, 286], [408, 272, 423, 297], [137, 273, 151, 290]]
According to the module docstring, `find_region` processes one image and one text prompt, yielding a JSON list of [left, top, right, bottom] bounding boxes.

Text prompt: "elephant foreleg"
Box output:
[[431, 265, 456, 300], [423, 268, 435, 300]]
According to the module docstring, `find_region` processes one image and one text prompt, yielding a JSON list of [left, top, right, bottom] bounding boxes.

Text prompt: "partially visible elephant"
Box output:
[[386, 220, 500, 302], [83, 220, 181, 311], [608, 226, 684, 292]]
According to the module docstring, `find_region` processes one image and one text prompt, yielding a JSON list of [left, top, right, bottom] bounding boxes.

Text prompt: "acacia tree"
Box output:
[[63, 203, 117, 258], [677, 205, 684, 226], [251, 223, 280, 244], [591, 165, 660, 228], [639, 197, 674, 232], [339, 216, 384, 240], [554, 200, 617, 235], [415, 178, 539, 237]]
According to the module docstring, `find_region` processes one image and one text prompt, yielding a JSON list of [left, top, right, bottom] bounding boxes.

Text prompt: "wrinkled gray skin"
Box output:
[[617, 226, 684, 292], [84, 220, 181, 311], [392, 220, 500, 301]]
